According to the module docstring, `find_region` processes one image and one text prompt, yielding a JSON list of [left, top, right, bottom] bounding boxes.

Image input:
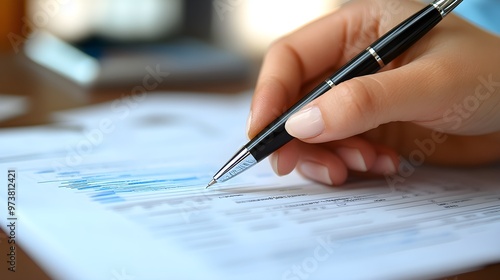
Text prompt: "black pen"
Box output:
[[207, 0, 463, 188]]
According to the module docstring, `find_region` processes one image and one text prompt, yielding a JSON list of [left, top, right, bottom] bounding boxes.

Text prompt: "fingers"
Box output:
[[269, 140, 300, 176], [285, 59, 450, 143], [295, 144, 349, 186], [367, 144, 399, 175], [271, 136, 399, 185]]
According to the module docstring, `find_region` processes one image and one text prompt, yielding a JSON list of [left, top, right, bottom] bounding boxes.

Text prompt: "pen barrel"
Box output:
[[247, 124, 294, 161], [247, 83, 332, 161], [371, 4, 442, 63], [246, 50, 381, 162], [214, 2, 460, 184], [245, 4, 444, 164], [329, 51, 382, 84]]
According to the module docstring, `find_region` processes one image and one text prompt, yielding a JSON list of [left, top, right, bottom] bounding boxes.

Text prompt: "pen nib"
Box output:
[[206, 179, 216, 189]]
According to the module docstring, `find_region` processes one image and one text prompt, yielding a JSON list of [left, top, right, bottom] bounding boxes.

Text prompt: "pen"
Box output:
[[207, 0, 463, 188]]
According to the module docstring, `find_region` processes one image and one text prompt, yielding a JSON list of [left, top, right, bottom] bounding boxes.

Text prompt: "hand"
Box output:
[[247, 0, 500, 185]]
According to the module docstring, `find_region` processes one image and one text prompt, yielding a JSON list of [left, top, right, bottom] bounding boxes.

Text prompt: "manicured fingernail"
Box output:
[[285, 106, 324, 139], [246, 110, 252, 138], [336, 147, 367, 172], [371, 155, 396, 174], [298, 161, 332, 185], [269, 153, 280, 175]]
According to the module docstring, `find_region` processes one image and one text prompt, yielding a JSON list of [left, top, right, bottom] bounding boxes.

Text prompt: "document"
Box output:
[[1, 92, 499, 280]]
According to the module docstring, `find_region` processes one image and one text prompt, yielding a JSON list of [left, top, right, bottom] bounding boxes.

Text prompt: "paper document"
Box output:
[[0, 92, 499, 280]]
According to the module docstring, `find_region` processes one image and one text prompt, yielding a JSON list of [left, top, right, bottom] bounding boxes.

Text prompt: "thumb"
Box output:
[[284, 61, 447, 143]]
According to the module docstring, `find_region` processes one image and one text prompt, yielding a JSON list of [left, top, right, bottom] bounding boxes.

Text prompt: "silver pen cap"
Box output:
[[432, 0, 463, 17]]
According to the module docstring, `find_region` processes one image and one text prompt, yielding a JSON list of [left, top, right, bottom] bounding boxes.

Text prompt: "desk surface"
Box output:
[[0, 53, 499, 280]]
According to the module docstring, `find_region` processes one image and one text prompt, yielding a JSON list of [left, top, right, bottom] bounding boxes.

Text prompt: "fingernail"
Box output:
[[370, 155, 396, 174], [246, 110, 252, 138], [269, 153, 280, 175], [285, 106, 324, 139], [298, 161, 332, 185], [336, 147, 367, 172]]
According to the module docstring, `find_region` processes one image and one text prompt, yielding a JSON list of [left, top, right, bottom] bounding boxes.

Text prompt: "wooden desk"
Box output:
[[0, 53, 498, 280]]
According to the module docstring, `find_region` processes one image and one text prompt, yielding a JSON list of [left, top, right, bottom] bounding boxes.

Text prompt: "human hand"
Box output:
[[247, 0, 500, 185]]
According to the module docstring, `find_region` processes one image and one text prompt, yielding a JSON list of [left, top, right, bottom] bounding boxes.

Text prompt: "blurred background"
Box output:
[[0, 0, 342, 129], [1, 0, 341, 88]]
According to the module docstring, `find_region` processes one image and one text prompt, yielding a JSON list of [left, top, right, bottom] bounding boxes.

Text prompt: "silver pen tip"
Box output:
[[206, 179, 216, 189]]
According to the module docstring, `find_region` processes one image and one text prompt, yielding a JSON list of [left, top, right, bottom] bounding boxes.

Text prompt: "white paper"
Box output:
[[1, 92, 499, 280]]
